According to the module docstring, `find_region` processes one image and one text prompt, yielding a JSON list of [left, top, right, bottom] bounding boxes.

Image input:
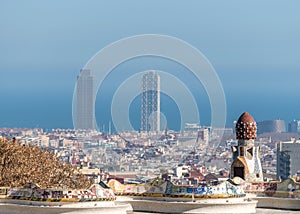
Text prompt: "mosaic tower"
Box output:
[[231, 112, 263, 182]]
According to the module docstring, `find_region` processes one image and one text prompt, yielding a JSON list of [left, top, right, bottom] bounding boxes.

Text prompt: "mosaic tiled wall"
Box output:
[[0, 183, 115, 201], [107, 179, 245, 198]]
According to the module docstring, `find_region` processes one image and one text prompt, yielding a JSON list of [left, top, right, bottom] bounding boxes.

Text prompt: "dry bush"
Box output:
[[0, 138, 92, 189]]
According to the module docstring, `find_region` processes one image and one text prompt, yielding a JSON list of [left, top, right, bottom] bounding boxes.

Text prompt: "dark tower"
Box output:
[[75, 69, 95, 130]]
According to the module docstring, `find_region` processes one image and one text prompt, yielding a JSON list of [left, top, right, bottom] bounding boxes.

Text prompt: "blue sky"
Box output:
[[1, 1, 300, 130]]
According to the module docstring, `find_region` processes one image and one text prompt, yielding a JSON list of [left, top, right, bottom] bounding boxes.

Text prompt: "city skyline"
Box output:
[[1, 1, 300, 130]]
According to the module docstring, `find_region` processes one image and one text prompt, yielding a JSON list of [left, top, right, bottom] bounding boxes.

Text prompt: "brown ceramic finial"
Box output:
[[236, 112, 257, 140]]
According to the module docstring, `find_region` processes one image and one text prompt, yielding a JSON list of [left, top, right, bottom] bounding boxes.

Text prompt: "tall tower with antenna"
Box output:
[[141, 71, 160, 132]]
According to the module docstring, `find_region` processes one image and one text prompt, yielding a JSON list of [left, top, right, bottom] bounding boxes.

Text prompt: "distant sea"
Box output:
[[1, 91, 299, 132]]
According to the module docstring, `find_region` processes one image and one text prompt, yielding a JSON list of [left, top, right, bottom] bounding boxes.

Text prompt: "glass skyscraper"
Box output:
[[141, 71, 160, 132]]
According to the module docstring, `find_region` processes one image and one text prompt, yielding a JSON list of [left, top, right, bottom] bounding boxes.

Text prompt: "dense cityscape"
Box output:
[[1, 117, 300, 186]]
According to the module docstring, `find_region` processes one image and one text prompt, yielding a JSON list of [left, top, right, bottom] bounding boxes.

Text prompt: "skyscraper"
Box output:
[[141, 71, 160, 132], [75, 69, 95, 130]]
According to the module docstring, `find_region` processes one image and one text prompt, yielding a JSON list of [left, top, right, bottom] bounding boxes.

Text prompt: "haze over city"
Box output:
[[1, 0, 300, 131], [1, 2, 300, 214]]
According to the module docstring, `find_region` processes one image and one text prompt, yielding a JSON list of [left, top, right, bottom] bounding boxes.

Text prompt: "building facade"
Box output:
[[231, 112, 264, 182], [211, 127, 233, 140], [256, 120, 286, 134], [277, 140, 300, 180], [197, 128, 209, 145], [141, 71, 160, 132], [288, 120, 300, 133], [75, 69, 95, 130]]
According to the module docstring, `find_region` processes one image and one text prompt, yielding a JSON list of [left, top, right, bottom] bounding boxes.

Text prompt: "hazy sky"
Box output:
[[1, 0, 300, 130]]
